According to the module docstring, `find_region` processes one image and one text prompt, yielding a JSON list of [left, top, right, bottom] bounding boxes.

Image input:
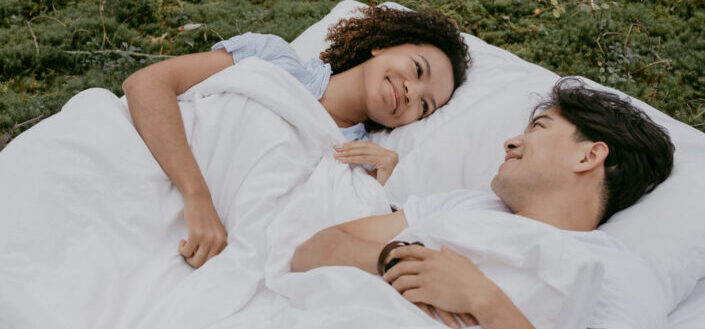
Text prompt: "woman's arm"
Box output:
[[122, 49, 234, 268]]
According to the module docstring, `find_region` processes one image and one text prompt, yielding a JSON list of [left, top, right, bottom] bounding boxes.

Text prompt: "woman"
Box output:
[[122, 6, 470, 268]]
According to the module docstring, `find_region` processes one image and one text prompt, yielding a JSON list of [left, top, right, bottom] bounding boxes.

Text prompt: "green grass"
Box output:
[[1, 0, 703, 149]]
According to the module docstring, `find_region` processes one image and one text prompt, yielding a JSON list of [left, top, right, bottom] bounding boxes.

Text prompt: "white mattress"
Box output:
[[669, 278, 705, 329]]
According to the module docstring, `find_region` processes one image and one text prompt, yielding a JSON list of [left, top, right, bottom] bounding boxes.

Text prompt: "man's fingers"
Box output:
[[435, 308, 461, 329], [459, 313, 479, 327], [415, 303, 434, 318], [401, 287, 425, 304], [179, 239, 197, 258], [382, 260, 423, 282], [390, 244, 435, 260], [441, 245, 464, 258], [391, 274, 421, 293]]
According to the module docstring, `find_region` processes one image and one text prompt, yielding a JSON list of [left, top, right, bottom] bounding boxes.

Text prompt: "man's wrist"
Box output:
[[465, 280, 504, 321], [469, 282, 535, 329]]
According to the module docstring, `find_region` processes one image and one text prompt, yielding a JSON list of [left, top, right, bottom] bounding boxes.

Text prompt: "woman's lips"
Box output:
[[387, 77, 399, 113]]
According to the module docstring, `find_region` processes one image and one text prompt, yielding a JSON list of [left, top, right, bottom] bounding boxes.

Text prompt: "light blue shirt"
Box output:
[[212, 33, 370, 143]]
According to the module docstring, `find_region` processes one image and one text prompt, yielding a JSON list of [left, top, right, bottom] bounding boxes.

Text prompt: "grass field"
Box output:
[[1, 0, 703, 149]]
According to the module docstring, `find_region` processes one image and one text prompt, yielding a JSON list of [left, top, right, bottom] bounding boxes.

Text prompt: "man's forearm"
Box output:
[[470, 284, 536, 329], [291, 227, 384, 274]]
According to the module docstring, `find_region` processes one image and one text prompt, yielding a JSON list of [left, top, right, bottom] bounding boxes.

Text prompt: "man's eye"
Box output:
[[532, 122, 543, 128], [415, 61, 422, 78]]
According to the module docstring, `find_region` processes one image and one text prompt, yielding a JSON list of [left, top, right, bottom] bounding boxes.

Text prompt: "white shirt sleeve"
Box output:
[[401, 190, 508, 227], [581, 234, 669, 329]]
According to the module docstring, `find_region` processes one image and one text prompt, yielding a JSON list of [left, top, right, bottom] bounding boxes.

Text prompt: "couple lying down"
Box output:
[[118, 5, 674, 329]]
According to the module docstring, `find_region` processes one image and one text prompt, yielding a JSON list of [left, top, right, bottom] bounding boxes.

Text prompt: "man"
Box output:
[[291, 78, 675, 329]]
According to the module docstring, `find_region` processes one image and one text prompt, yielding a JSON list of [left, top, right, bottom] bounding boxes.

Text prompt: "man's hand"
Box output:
[[334, 141, 398, 185], [382, 245, 492, 314], [178, 194, 228, 268], [416, 303, 478, 329], [383, 245, 535, 329]]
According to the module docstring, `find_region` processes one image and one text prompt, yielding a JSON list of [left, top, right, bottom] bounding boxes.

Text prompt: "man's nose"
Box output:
[[504, 135, 523, 152]]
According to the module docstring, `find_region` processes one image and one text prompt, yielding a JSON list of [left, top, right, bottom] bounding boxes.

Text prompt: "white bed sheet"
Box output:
[[669, 278, 705, 329]]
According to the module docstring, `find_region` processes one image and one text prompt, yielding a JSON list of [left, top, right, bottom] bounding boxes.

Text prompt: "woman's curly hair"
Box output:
[[320, 6, 471, 132]]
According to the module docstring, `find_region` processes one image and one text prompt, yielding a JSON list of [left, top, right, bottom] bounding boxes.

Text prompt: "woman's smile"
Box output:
[[386, 76, 400, 114]]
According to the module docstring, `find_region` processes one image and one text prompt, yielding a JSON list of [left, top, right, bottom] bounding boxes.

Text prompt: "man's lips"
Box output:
[[499, 153, 521, 171], [504, 152, 522, 162]]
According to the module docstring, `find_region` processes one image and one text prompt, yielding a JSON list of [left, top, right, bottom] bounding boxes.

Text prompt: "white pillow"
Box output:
[[289, 0, 705, 312]]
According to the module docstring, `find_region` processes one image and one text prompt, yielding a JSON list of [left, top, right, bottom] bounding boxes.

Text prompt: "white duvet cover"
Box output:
[[0, 58, 602, 329], [0, 57, 388, 328]]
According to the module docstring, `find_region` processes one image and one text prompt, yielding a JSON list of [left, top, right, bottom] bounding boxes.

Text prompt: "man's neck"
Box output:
[[514, 188, 601, 232], [319, 66, 367, 128]]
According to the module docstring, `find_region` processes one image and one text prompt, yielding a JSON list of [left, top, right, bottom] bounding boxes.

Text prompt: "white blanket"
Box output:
[[0, 58, 389, 328], [0, 58, 601, 329]]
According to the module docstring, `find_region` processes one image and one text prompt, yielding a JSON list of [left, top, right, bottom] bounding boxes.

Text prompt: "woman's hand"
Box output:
[[333, 141, 398, 185], [383, 245, 535, 329], [178, 194, 228, 268]]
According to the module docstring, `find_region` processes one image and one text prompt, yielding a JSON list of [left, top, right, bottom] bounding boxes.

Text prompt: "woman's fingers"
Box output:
[[335, 141, 374, 150], [206, 246, 220, 262], [187, 243, 210, 268], [382, 260, 423, 282], [435, 308, 462, 329], [335, 155, 376, 166], [334, 141, 386, 158], [179, 239, 197, 258], [334, 146, 379, 156]]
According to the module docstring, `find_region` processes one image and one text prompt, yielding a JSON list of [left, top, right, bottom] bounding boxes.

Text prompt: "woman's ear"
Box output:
[[574, 141, 609, 173], [371, 48, 382, 56]]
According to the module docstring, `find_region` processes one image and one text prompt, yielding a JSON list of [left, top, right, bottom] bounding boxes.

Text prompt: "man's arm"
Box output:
[[383, 245, 536, 329], [290, 211, 408, 273]]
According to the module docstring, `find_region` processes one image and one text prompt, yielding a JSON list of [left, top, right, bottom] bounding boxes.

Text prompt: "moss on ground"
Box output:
[[1, 0, 703, 149]]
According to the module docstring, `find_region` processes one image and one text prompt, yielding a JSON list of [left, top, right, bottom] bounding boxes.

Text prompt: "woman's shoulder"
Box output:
[[212, 33, 332, 99], [212, 32, 292, 60]]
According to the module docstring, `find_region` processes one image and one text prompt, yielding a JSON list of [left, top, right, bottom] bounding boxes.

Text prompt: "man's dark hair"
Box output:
[[320, 5, 470, 132], [533, 78, 675, 225]]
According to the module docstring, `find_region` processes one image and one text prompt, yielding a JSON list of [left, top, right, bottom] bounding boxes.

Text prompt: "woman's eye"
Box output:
[[415, 61, 422, 78], [422, 100, 429, 116]]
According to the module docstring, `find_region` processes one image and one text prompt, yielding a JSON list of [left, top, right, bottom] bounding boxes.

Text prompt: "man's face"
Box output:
[[490, 107, 586, 210]]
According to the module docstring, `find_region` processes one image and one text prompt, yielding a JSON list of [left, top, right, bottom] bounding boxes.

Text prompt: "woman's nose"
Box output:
[[403, 80, 419, 105]]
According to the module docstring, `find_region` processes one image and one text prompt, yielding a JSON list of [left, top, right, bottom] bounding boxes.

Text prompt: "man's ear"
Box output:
[[574, 141, 609, 173]]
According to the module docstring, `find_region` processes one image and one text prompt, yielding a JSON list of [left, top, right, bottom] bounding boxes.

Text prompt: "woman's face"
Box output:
[[362, 43, 455, 128]]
